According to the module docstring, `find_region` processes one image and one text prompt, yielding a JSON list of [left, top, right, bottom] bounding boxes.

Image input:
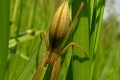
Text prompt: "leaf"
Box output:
[[0, 0, 10, 79]]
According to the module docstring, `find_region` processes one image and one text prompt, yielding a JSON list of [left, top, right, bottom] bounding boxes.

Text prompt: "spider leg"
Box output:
[[40, 31, 49, 48], [54, 0, 60, 12], [50, 57, 61, 80], [67, 2, 84, 38], [34, 51, 49, 80], [60, 2, 84, 48], [61, 42, 89, 58]]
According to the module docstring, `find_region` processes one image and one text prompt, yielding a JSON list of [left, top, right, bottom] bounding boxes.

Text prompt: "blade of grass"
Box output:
[[57, 46, 72, 80], [18, 38, 46, 80], [17, 0, 106, 80], [99, 40, 120, 80], [72, 0, 90, 80], [9, 0, 55, 80], [71, 0, 106, 80], [0, 0, 10, 79], [27, 0, 36, 29], [16, 0, 55, 79], [11, 0, 21, 35], [9, 31, 40, 48], [90, 0, 106, 79]]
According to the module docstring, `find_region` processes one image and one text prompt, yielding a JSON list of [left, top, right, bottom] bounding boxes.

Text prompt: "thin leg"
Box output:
[[40, 31, 49, 48], [67, 2, 84, 37], [50, 57, 61, 80], [54, 0, 60, 13], [34, 51, 49, 80], [61, 2, 84, 48], [61, 42, 89, 58]]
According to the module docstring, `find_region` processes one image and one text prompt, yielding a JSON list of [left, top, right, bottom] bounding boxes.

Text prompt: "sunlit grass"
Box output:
[[3, 0, 120, 80]]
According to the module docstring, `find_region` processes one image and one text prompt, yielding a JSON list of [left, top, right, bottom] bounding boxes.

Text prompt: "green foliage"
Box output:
[[0, 0, 10, 80], [5, 0, 120, 80], [69, 0, 106, 80], [93, 14, 120, 80], [8, 0, 54, 80]]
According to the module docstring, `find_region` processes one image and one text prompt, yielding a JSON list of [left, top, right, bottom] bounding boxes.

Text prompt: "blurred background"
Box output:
[[8, 0, 120, 80], [93, 0, 120, 80]]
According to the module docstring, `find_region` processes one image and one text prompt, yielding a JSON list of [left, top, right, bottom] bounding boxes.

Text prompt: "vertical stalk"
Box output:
[[0, 0, 10, 80], [72, 0, 91, 80]]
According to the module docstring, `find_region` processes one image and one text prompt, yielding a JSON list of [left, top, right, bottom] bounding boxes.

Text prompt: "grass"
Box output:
[[3, 0, 120, 80], [93, 15, 120, 80], [0, 0, 10, 80], [17, 0, 106, 80], [70, 0, 106, 80]]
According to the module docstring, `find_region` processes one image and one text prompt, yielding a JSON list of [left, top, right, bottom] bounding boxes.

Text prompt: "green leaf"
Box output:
[[18, 38, 46, 80], [0, 0, 10, 80], [72, 0, 90, 80], [99, 40, 120, 80], [71, 0, 106, 80], [14, 0, 106, 80]]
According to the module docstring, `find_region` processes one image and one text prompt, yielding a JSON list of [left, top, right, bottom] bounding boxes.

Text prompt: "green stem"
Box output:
[[0, 0, 10, 79]]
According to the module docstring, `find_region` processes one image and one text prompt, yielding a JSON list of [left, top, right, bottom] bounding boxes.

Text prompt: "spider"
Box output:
[[34, 0, 89, 80]]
